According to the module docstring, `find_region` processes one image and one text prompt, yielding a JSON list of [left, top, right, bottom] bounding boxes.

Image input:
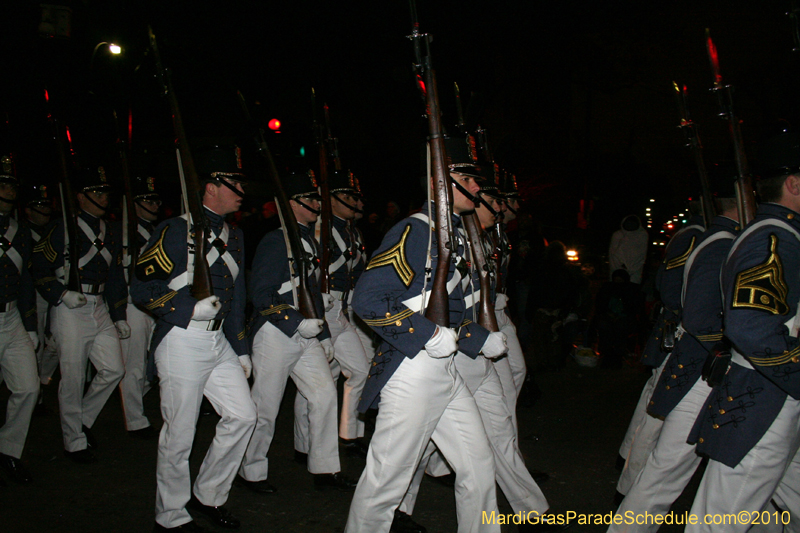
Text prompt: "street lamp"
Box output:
[[90, 41, 122, 69]]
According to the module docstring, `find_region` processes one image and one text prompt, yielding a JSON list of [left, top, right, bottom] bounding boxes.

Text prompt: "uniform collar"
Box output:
[[421, 201, 463, 228], [79, 210, 101, 227], [138, 217, 155, 232], [203, 207, 225, 232], [332, 215, 349, 229], [710, 215, 740, 233]]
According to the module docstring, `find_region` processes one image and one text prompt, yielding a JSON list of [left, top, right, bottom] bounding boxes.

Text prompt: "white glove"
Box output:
[[297, 318, 324, 339], [424, 327, 459, 359], [115, 320, 131, 339], [480, 331, 508, 359], [61, 290, 87, 309], [323, 293, 335, 312], [495, 293, 509, 311], [239, 355, 252, 379], [28, 331, 39, 350], [320, 338, 335, 362], [192, 296, 221, 321]]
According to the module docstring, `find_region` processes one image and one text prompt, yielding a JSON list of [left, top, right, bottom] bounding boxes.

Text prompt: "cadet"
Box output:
[[238, 170, 355, 493], [609, 191, 739, 532], [686, 132, 800, 531], [131, 145, 256, 531], [295, 169, 370, 458], [345, 134, 500, 533], [0, 153, 39, 484], [615, 201, 705, 500], [32, 165, 128, 464], [346, 177, 375, 360], [119, 175, 161, 439]]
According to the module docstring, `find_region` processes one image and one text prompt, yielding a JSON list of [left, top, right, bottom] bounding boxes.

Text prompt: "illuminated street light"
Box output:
[[109, 43, 121, 54], [90, 41, 122, 69]]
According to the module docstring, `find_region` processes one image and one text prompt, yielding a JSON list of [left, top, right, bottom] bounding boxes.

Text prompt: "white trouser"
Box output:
[[51, 295, 125, 452], [686, 392, 800, 533], [154, 326, 256, 529], [349, 308, 376, 360], [119, 304, 154, 431], [496, 309, 526, 397], [345, 351, 499, 533], [399, 353, 548, 516], [240, 322, 340, 481], [617, 358, 668, 494], [295, 299, 369, 446], [492, 354, 518, 432], [609, 376, 710, 533], [0, 305, 38, 458], [36, 292, 58, 385]]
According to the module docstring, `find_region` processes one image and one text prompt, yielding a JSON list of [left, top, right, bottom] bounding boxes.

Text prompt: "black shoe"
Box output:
[[313, 472, 358, 492], [615, 454, 626, 472], [426, 472, 455, 488], [129, 426, 158, 440], [187, 496, 241, 529], [235, 475, 277, 494], [340, 438, 369, 458], [0, 453, 32, 484], [82, 425, 98, 450], [199, 397, 216, 417], [64, 448, 97, 464], [153, 521, 209, 532], [294, 450, 308, 466], [531, 470, 550, 484], [391, 510, 427, 533], [613, 490, 625, 507]]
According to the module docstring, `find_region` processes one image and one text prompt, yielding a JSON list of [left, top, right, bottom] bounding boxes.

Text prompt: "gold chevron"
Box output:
[[362, 308, 415, 327], [749, 345, 800, 367], [114, 298, 127, 309], [136, 227, 174, 276], [260, 304, 293, 316], [366, 224, 414, 287], [144, 291, 177, 310], [33, 226, 57, 263], [237, 330, 246, 341], [696, 333, 724, 342], [665, 236, 696, 270], [732, 234, 789, 315]]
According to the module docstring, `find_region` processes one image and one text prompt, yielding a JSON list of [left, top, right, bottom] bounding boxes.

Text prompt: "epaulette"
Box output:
[[365, 224, 414, 287], [33, 226, 57, 263], [135, 226, 174, 281]]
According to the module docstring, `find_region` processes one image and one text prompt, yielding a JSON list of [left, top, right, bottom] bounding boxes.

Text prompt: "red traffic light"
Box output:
[[268, 119, 281, 131]]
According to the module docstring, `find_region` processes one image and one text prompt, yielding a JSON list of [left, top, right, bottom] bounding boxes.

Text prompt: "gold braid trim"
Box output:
[[144, 291, 177, 310], [362, 308, 415, 327], [749, 345, 800, 367], [665, 236, 696, 270], [136, 226, 174, 274], [260, 304, 293, 316], [114, 298, 127, 309], [365, 225, 414, 287], [33, 226, 57, 263], [696, 333, 724, 342], [24, 308, 36, 318], [732, 234, 789, 315], [237, 330, 246, 341], [461, 318, 472, 327], [34, 276, 57, 286]]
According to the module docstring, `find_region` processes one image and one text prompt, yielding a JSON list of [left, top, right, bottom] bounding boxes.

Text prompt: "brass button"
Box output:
[[284, 315, 289, 320], [719, 409, 726, 414], [150, 298, 154, 302], [671, 374, 677, 379], [789, 213, 795, 220], [678, 364, 684, 369], [170, 307, 175, 312], [466, 333, 471, 337], [699, 438, 704, 443], [409, 327, 414, 333], [159, 304, 164, 308], [793, 356, 799, 364], [649, 401, 654, 406], [372, 361, 377, 366], [713, 424, 719, 429], [665, 385, 670, 390], [727, 396, 734, 402], [385, 312, 391, 318], [395, 320, 402, 326]]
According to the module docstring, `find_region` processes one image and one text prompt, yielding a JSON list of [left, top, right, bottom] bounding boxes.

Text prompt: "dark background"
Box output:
[[3, 0, 800, 253]]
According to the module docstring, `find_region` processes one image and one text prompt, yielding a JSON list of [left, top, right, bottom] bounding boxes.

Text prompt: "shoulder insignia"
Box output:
[[696, 333, 723, 342], [35, 276, 57, 287], [460, 318, 472, 327], [365, 224, 414, 287], [732, 234, 789, 315], [144, 290, 177, 310], [33, 226, 57, 263], [135, 227, 174, 281], [362, 308, 415, 327], [114, 298, 127, 309], [665, 236, 696, 270]]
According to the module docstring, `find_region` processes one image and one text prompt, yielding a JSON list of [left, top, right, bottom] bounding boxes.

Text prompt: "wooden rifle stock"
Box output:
[[410, 1, 455, 327], [673, 82, 716, 226], [112, 109, 140, 282], [237, 91, 318, 318], [148, 26, 213, 300], [45, 103, 82, 293], [463, 212, 499, 332], [706, 30, 757, 225], [312, 91, 333, 294]]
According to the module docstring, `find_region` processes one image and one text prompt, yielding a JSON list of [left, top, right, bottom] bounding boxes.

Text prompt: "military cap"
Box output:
[[499, 170, 521, 199], [194, 144, 247, 184], [352, 175, 365, 198], [441, 133, 486, 181], [283, 170, 321, 200], [132, 175, 160, 202], [0, 152, 19, 186], [754, 130, 800, 180], [25, 183, 52, 207], [329, 169, 357, 195], [74, 165, 112, 193]]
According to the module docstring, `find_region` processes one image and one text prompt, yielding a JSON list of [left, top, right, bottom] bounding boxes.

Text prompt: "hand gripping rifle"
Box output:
[[673, 82, 716, 227], [44, 90, 82, 293], [312, 89, 333, 295], [462, 212, 499, 332], [409, 1, 456, 327], [237, 91, 318, 319], [112, 108, 139, 283], [148, 26, 213, 300], [706, 29, 757, 225]]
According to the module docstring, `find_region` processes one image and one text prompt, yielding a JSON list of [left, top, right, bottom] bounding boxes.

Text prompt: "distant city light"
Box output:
[[650, 199, 655, 202], [109, 43, 121, 54]]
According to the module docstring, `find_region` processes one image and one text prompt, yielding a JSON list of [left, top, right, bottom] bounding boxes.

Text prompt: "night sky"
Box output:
[[3, 0, 800, 254]]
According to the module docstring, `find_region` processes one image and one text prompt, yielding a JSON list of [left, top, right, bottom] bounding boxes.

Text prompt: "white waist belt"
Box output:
[[731, 349, 754, 370], [187, 318, 224, 331]]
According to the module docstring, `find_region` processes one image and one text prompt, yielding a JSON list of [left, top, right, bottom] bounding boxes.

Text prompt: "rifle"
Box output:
[[705, 29, 757, 224], [673, 81, 716, 227], [312, 89, 333, 294], [462, 211, 499, 332], [148, 26, 213, 300], [237, 91, 318, 319], [409, 1, 455, 327], [323, 103, 342, 171], [44, 90, 81, 293], [112, 108, 139, 282]]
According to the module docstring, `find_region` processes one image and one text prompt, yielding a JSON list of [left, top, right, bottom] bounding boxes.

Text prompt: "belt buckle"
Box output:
[[207, 319, 222, 331]]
